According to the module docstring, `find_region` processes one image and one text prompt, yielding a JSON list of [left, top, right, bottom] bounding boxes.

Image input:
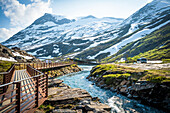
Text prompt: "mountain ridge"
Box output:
[[1, 0, 170, 61]]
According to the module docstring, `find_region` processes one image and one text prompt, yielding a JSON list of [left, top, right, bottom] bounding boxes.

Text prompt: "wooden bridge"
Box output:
[[0, 62, 73, 113]]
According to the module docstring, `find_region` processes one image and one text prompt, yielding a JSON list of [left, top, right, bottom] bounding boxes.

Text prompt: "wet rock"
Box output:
[[46, 79, 111, 113], [53, 109, 76, 113], [47, 88, 91, 103], [48, 79, 63, 87], [85, 104, 111, 112], [110, 87, 117, 92], [120, 80, 128, 86], [127, 94, 132, 98], [120, 87, 127, 95]]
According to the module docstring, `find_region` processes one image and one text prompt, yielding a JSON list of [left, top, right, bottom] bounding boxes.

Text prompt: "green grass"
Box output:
[[90, 64, 170, 84], [39, 104, 54, 112], [101, 22, 170, 63], [103, 73, 131, 78], [0, 60, 14, 72]]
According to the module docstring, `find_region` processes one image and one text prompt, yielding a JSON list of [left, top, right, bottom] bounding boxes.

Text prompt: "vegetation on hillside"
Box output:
[[0, 61, 14, 72], [128, 42, 170, 62], [101, 22, 170, 63], [90, 64, 170, 83]]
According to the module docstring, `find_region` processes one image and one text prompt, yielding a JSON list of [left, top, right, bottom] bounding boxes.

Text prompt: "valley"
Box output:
[[1, 0, 169, 62], [0, 0, 170, 112]]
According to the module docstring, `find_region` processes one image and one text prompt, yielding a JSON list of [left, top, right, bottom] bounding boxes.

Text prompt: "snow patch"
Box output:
[[43, 21, 56, 26], [74, 48, 80, 51], [0, 57, 17, 62], [12, 52, 33, 59], [53, 48, 59, 53], [88, 20, 170, 59]]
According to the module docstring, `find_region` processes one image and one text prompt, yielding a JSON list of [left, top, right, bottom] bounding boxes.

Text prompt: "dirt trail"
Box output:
[[117, 63, 170, 70]]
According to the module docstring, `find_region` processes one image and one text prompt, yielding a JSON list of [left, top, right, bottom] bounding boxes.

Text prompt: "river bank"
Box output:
[[37, 79, 111, 113], [87, 64, 170, 112], [45, 64, 83, 77], [36, 64, 111, 113]]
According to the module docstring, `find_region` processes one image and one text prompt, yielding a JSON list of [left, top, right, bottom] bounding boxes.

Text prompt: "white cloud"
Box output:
[[0, 27, 22, 42], [0, 0, 52, 42]]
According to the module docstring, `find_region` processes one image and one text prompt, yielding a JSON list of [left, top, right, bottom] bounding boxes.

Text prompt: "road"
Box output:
[[117, 63, 170, 70]]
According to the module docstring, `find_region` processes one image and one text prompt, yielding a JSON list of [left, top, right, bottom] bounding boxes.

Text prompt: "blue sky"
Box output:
[[0, 0, 152, 43]]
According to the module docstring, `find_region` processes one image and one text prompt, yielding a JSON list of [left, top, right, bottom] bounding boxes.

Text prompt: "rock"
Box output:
[[53, 109, 76, 113], [92, 97, 100, 101], [127, 94, 132, 98], [120, 87, 127, 95], [85, 104, 111, 111], [47, 88, 91, 103], [110, 87, 117, 92], [46, 82, 111, 113], [120, 80, 128, 86], [34, 110, 44, 113], [48, 79, 63, 87]]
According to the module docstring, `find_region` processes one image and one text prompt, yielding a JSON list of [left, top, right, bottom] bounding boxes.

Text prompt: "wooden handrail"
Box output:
[[0, 61, 74, 113], [0, 64, 15, 75]]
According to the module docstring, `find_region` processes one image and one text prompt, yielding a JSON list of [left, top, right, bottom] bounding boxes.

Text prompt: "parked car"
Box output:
[[137, 58, 147, 63]]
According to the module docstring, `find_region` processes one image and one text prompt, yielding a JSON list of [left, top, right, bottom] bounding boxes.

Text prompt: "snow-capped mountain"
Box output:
[[2, 0, 170, 60], [2, 13, 123, 50], [74, 0, 170, 60]]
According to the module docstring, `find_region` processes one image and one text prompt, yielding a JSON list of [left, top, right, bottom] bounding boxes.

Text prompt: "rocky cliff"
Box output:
[[87, 64, 170, 112], [0, 44, 40, 63]]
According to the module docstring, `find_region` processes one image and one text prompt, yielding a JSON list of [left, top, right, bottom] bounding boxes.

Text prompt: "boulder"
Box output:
[[53, 109, 77, 113], [85, 104, 111, 112], [48, 79, 63, 87]]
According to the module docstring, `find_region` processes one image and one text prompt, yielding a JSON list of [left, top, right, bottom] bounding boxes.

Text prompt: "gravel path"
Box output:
[[117, 63, 170, 70]]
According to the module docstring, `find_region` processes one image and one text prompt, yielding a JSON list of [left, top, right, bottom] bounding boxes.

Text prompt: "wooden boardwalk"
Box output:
[[0, 62, 73, 113]]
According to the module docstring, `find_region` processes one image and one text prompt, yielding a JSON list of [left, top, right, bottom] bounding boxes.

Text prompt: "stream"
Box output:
[[57, 65, 164, 113]]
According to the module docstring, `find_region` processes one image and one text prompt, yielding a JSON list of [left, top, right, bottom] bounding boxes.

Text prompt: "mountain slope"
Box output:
[[74, 0, 170, 60], [0, 44, 39, 62], [101, 22, 170, 62], [2, 14, 123, 51], [1, 0, 170, 60]]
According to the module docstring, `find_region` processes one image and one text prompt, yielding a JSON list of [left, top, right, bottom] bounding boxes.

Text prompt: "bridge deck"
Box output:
[[1, 70, 43, 113], [0, 62, 73, 113]]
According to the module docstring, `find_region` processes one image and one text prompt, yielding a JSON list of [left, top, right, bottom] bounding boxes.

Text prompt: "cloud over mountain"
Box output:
[[0, 0, 52, 42]]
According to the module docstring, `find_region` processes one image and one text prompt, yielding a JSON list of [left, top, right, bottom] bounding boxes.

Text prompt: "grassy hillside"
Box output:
[[101, 22, 170, 63], [0, 61, 14, 72], [90, 64, 170, 83]]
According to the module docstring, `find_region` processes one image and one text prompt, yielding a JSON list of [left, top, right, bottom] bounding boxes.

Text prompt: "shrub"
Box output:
[[103, 73, 131, 78], [146, 75, 166, 83]]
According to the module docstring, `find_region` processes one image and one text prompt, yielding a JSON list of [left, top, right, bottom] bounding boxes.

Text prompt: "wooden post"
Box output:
[[16, 82, 21, 113], [45, 74, 48, 97], [35, 76, 39, 107], [3, 74, 6, 93]]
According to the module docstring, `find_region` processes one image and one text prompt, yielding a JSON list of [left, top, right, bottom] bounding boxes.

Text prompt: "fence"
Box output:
[[15, 61, 74, 70], [0, 64, 48, 113], [0, 64, 15, 93], [0, 61, 73, 113]]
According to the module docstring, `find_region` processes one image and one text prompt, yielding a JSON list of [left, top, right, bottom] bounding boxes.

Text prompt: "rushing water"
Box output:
[[57, 65, 164, 113]]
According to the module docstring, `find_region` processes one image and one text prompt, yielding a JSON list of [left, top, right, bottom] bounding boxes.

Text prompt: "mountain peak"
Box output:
[[31, 13, 72, 26], [80, 15, 97, 19]]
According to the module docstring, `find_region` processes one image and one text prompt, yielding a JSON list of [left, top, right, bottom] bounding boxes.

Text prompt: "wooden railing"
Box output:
[[0, 64, 48, 113], [15, 61, 74, 70], [0, 61, 74, 113], [0, 64, 15, 93]]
